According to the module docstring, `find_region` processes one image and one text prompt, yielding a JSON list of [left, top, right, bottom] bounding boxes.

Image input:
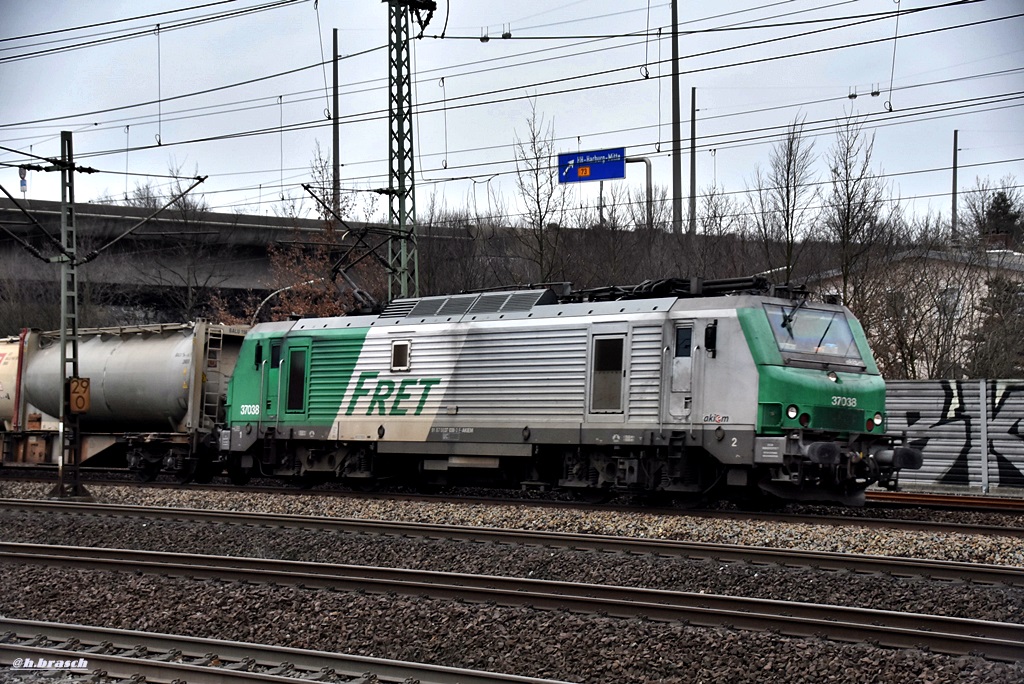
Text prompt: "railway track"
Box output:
[[867, 489, 1024, 512], [4, 499, 1024, 586], [3, 472, 1023, 536], [0, 617, 571, 684], [2, 541, 1022, 663]]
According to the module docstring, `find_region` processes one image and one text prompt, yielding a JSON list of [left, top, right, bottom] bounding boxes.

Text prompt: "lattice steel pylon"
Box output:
[[386, 0, 434, 301], [51, 131, 90, 500]]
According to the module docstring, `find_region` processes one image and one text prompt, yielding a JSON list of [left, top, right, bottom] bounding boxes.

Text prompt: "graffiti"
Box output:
[[992, 381, 1024, 488], [889, 379, 1024, 490]]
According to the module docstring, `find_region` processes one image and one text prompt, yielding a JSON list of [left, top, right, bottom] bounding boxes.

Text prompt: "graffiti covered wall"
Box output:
[[886, 379, 1024, 491]]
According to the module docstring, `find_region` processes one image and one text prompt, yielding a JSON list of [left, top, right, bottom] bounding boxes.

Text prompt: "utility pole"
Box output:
[[689, 86, 696, 234], [332, 28, 341, 218], [670, 0, 682, 234], [385, 0, 435, 301], [951, 129, 959, 242]]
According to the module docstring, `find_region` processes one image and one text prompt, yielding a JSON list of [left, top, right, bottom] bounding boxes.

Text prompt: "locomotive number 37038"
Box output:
[[831, 396, 857, 407]]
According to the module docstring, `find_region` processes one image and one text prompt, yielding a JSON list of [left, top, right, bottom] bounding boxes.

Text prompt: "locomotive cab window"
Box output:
[[391, 340, 411, 372], [675, 327, 692, 358], [270, 341, 282, 369], [764, 304, 864, 366], [254, 342, 263, 368]]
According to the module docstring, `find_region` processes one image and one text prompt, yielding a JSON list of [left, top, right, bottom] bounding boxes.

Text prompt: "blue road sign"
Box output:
[[558, 147, 626, 184]]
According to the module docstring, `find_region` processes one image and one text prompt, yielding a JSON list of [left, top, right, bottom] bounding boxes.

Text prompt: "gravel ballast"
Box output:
[[1, 483, 1022, 683]]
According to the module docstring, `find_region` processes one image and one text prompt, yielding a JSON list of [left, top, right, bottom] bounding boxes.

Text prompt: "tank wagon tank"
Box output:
[[219, 279, 921, 505], [0, 321, 248, 479]]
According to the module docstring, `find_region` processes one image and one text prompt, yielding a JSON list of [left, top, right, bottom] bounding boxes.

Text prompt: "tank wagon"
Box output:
[[219, 279, 921, 505], [0, 321, 248, 479]]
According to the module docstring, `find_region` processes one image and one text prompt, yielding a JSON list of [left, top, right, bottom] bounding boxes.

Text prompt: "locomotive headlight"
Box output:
[[873, 412, 884, 426], [786, 405, 799, 420]]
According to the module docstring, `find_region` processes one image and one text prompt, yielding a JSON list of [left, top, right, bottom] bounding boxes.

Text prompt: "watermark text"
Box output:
[[11, 656, 89, 670]]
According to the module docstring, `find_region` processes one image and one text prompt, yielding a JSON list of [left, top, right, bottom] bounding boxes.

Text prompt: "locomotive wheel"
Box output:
[[227, 465, 252, 486], [175, 459, 196, 485], [193, 461, 219, 484], [574, 487, 614, 504], [669, 492, 712, 510], [347, 477, 378, 492], [137, 461, 160, 483], [295, 472, 327, 490], [735, 488, 786, 511]]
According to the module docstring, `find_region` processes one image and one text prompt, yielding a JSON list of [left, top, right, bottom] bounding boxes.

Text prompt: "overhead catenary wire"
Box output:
[[0, 0, 307, 64], [2, 0, 1018, 223], [430, 0, 983, 40], [221, 164, 1024, 228], [5, 82, 1017, 215], [0, 0, 985, 133], [6, 8, 1016, 172], [2, 1, 1012, 200], [0, 44, 388, 130], [0, 0, 250, 44]]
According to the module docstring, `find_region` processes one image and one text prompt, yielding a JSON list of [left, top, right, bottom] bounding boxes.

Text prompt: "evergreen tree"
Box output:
[[983, 190, 1022, 244], [968, 275, 1024, 377]]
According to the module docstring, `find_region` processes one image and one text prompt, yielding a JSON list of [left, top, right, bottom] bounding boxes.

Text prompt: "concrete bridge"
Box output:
[[0, 197, 397, 331], [0, 197, 384, 291]]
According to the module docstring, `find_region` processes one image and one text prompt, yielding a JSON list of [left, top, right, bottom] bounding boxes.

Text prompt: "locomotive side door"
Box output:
[[668, 324, 693, 419], [587, 328, 627, 422], [282, 341, 310, 420], [262, 339, 283, 423]]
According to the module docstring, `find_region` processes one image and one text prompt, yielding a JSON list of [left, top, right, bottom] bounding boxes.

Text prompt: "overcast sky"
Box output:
[[1, 0, 1021, 227]]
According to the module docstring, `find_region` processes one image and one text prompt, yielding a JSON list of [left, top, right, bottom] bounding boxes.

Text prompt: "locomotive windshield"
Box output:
[[764, 303, 864, 366]]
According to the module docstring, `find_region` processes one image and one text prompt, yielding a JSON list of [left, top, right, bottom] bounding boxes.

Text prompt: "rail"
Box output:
[[2, 542, 1022, 662], [3, 499, 1023, 585], [0, 617, 571, 684]]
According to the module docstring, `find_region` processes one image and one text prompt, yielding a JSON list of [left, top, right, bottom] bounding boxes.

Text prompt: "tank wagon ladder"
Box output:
[[200, 325, 224, 427]]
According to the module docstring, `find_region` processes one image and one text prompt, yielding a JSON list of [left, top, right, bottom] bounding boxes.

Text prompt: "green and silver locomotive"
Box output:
[[219, 279, 921, 505]]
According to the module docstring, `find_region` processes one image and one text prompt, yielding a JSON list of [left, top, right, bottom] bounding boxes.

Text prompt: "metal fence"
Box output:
[[886, 379, 1024, 493]]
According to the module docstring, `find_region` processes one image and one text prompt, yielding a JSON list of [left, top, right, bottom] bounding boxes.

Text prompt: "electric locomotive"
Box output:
[[218, 278, 921, 505]]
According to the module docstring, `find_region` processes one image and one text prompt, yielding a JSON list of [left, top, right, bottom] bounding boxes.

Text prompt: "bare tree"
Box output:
[[746, 116, 819, 283], [863, 216, 983, 379], [626, 183, 671, 233], [418, 191, 494, 295], [265, 226, 382, 321], [563, 183, 645, 287], [0, 265, 59, 336], [118, 169, 239, 322], [511, 99, 570, 282], [693, 183, 753, 279], [0, 230, 123, 334], [623, 183, 687, 280], [821, 115, 902, 311]]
